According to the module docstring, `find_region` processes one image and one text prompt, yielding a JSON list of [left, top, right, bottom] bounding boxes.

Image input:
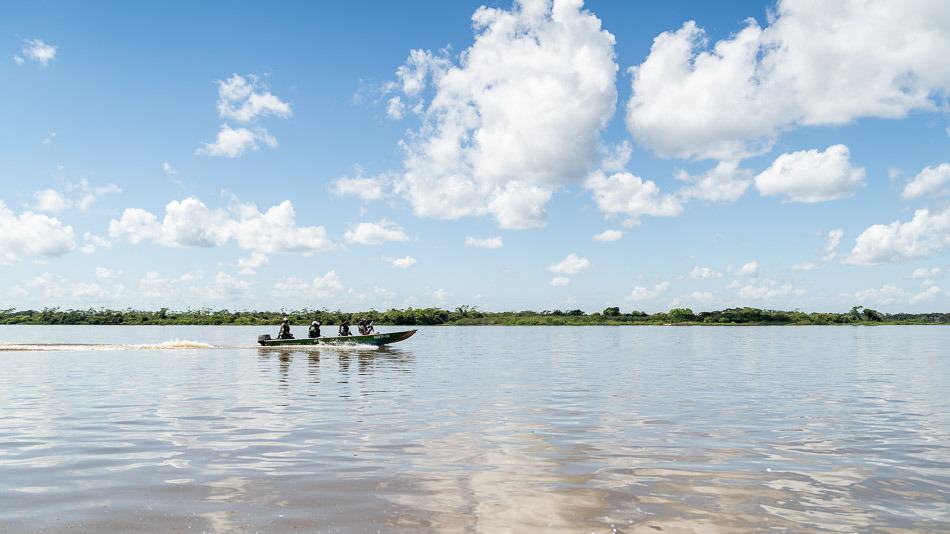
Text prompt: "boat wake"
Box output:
[[0, 340, 215, 352]]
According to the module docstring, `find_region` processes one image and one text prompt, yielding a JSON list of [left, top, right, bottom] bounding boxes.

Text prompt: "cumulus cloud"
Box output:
[[32, 189, 68, 212], [902, 163, 950, 199], [12, 274, 114, 305], [847, 207, 950, 265], [343, 219, 409, 245], [738, 261, 759, 276], [464, 236, 503, 249], [547, 253, 591, 275], [675, 161, 752, 203], [198, 74, 290, 157], [79, 232, 111, 255], [626, 281, 669, 301], [592, 229, 623, 242], [391, 0, 618, 228], [196, 124, 276, 158], [237, 252, 269, 274], [823, 228, 844, 261], [627, 0, 950, 160], [31, 180, 121, 212], [854, 284, 943, 306], [689, 266, 722, 280], [109, 197, 334, 254], [95, 267, 123, 279], [331, 166, 390, 201], [550, 276, 571, 287], [737, 281, 803, 301], [0, 202, 75, 263], [389, 255, 417, 268], [911, 267, 941, 279], [15, 38, 56, 66], [792, 261, 819, 271], [585, 170, 682, 225], [273, 270, 345, 299], [755, 145, 865, 203]]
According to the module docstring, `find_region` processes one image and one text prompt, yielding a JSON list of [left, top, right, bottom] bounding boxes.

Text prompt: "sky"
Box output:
[[2, 0, 949, 313]]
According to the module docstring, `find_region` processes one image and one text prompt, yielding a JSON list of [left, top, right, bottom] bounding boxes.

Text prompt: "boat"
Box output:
[[257, 329, 416, 347]]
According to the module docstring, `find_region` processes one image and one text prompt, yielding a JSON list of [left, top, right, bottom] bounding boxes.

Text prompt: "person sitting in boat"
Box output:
[[278, 317, 294, 339], [339, 320, 351, 336], [308, 320, 321, 338], [358, 318, 374, 335]]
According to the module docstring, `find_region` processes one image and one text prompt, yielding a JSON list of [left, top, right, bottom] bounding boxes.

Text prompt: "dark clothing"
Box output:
[[339, 323, 351, 336], [278, 321, 294, 339], [308, 324, 321, 338]]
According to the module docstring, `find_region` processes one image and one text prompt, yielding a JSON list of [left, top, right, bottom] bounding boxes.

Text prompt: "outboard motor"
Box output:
[[257, 334, 272, 345]]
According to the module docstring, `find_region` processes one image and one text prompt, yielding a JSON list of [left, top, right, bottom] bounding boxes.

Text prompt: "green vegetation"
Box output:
[[0, 305, 946, 326]]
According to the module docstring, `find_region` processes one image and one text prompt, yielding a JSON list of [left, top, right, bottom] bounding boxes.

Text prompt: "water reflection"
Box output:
[[0, 326, 948, 532]]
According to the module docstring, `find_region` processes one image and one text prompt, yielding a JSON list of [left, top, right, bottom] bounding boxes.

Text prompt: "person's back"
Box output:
[[278, 318, 293, 339], [308, 321, 321, 338], [339, 321, 351, 336]]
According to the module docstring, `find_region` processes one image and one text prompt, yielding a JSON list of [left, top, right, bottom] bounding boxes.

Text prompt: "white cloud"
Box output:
[[16, 38, 56, 67], [792, 261, 819, 271], [343, 219, 409, 245], [392, 0, 618, 228], [32, 189, 68, 212], [755, 145, 865, 203], [737, 281, 803, 301], [109, 197, 335, 254], [600, 141, 632, 173], [547, 253, 591, 275], [670, 290, 715, 308], [389, 256, 417, 268], [198, 74, 290, 158], [592, 229, 623, 242], [550, 276, 571, 287], [41, 132, 56, 145], [585, 170, 683, 225], [12, 274, 114, 305], [200, 271, 251, 300], [902, 163, 950, 199], [274, 270, 345, 299], [79, 233, 111, 255], [237, 252, 269, 274], [675, 161, 752, 203], [95, 267, 123, 279], [432, 288, 449, 302], [689, 266, 722, 280], [0, 202, 75, 263], [464, 236, 503, 249], [331, 166, 389, 201], [385, 96, 406, 120], [738, 261, 759, 276], [162, 162, 178, 177], [854, 284, 943, 306], [626, 281, 670, 301], [627, 1, 950, 160], [910, 286, 942, 304], [911, 267, 941, 279], [216, 74, 291, 123], [196, 124, 275, 158], [31, 180, 121, 213], [824, 229, 844, 260], [847, 207, 950, 265]]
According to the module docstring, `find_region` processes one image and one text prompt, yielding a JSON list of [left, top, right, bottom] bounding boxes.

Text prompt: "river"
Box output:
[[1, 325, 948, 532]]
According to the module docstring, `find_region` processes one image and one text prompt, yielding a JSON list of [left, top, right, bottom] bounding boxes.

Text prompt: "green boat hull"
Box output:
[[258, 329, 416, 347]]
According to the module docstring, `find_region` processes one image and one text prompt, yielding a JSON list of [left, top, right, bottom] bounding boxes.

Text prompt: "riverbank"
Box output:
[[2, 307, 947, 326]]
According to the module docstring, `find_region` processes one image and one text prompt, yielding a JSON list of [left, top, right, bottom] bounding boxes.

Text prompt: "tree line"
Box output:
[[0, 305, 947, 326]]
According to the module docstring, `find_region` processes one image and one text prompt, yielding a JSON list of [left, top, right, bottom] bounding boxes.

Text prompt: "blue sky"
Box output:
[[2, 0, 948, 313]]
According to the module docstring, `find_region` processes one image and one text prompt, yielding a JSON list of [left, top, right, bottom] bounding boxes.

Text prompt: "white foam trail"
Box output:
[[0, 340, 214, 352]]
